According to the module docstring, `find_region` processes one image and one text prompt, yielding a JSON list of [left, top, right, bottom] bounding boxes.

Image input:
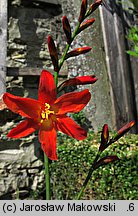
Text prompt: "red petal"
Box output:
[[3, 93, 41, 119], [38, 70, 56, 104], [54, 89, 91, 115], [57, 116, 87, 140], [7, 119, 39, 138], [58, 75, 97, 92], [39, 127, 57, 160]]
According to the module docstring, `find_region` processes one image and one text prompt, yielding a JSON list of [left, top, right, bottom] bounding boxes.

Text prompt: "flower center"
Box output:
[[40, 103, 54, 123]]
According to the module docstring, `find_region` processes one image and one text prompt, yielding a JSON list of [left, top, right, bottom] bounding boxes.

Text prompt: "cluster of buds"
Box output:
[[93, 120, 136, 169], [99, 120, 135, 153], [78, 0, 102, 22], [47, 0, 102, 74]]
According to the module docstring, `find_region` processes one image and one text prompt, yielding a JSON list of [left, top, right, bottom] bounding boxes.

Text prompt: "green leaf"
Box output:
[[127, 50, 138, 57]]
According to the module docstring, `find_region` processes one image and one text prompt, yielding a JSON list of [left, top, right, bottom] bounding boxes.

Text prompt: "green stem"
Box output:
[[58, 21, 81, 71], [77, 166, 94, 200], [44, 154, 51, 200], [54, 71, 58, 87], [76, 151, 101, 200]]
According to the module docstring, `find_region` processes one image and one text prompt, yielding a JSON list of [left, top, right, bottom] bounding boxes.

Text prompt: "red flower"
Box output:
[[3, 70, 91, 160]]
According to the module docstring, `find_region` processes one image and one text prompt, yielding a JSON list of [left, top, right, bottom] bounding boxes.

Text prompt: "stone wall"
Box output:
[[0, 0, 137, 199]]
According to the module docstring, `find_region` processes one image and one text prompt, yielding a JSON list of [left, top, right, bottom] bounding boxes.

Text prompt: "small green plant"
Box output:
[[127, 26, 138, 57]]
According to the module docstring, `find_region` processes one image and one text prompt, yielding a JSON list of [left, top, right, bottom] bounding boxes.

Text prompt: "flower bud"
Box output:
[[65, 46, 91, 59], [99, 124, 109, 152], [62, 16, 72, 44], [86, 0, 102, 17], [47, 35, 59, 72], [77, 18, 95, 34], [78, 0, 88, 23], [113, 120, 135, 142], [58, 75, 98, 92], [94, 155, 119, 169]]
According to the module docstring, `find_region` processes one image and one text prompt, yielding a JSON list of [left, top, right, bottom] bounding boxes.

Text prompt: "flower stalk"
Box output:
[[77, 151, 101, 200], [44, 154, 51, 199], [58, 21, 81, 71]]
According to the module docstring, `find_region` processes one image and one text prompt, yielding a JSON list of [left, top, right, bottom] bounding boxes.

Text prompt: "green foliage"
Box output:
[[129, 0, 138, 10], [49, 131, 138, 200], [127, 26, 138, 58], [72, 111, 93, 131], [72, 111, 86, 125], [119, 0, 138, 57]]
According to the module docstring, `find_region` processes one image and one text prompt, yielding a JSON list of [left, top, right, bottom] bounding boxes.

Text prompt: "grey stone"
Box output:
[[1, 0, 137, 199]]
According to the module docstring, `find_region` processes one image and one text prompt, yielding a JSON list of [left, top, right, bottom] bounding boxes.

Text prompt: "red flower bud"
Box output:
[[65, 46, 91, 59], [58, 75, 98, 92], [77, 18, 95, 34], [78, 0, 88, 23], [94, 155, 119, 169], [47, 35, 59, 72], [113, 120, 135, 142], [99, 124, 109, 152], [86, 0, 102, 17], [62, 16, 72, 44]]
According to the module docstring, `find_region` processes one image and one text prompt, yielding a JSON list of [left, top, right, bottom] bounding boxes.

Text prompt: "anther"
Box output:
[[40, 103, 54, 121]]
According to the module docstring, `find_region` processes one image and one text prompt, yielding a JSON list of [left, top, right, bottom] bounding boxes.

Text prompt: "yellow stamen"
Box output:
[[40, 103, 54, 121]]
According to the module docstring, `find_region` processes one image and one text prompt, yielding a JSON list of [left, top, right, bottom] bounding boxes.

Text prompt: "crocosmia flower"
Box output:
[[3, 70, 91, 160]]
